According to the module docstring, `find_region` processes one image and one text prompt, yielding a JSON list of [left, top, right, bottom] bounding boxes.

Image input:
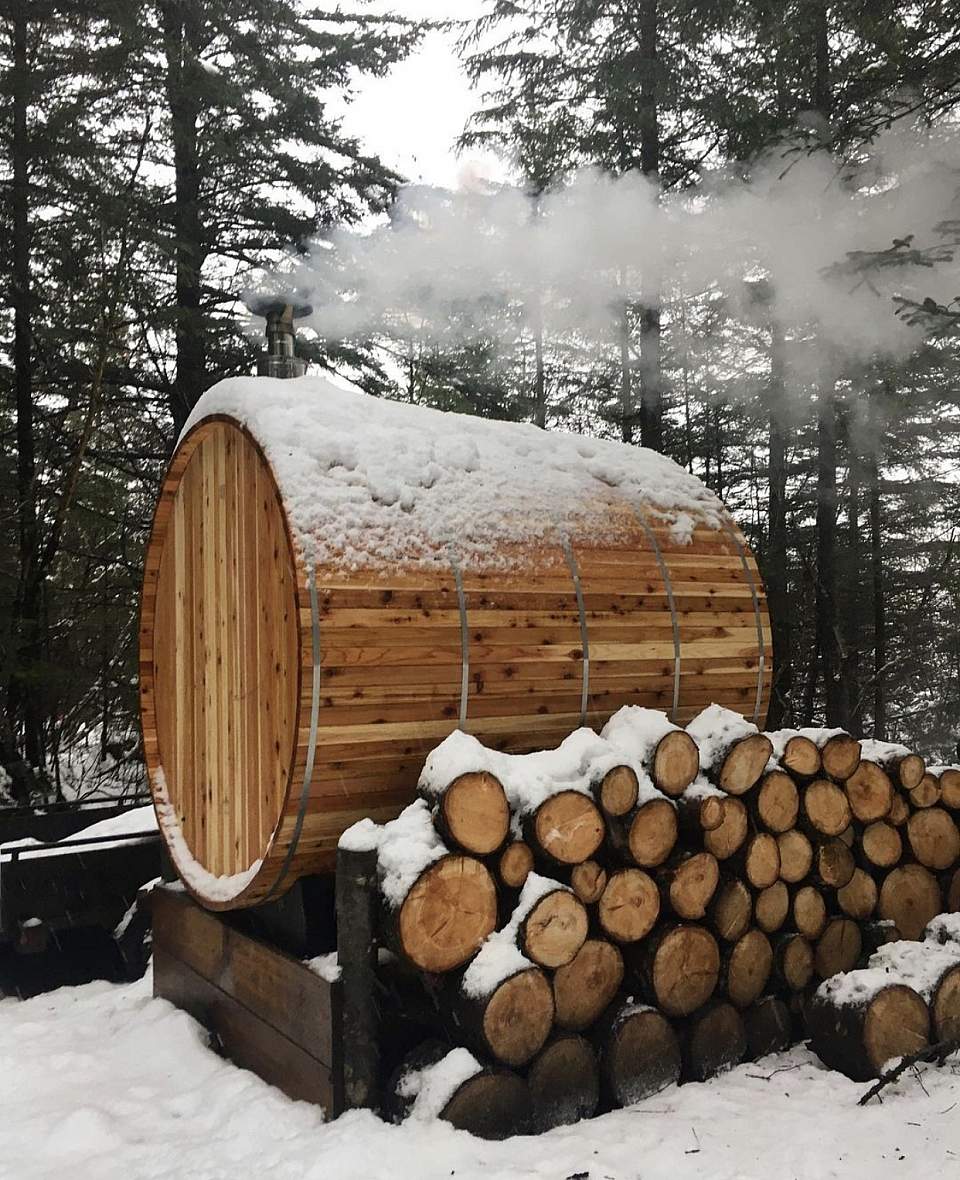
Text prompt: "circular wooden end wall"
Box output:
[[140, 417, 307, 908]]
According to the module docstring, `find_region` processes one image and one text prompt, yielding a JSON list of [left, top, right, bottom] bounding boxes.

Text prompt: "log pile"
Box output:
[[344, 707, 960, 1137]]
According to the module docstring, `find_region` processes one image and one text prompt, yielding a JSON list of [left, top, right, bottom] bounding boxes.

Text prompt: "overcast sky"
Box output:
[[339, 1, 507, 188]]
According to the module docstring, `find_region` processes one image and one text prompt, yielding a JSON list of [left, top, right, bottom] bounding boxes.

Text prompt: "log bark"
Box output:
[[744, 996, 793, 1059], [709, 877, 753, 943], [456, 967, 555, 1067], [429, 771, 510, 856], [807, 983, 930, 1081], [657, 851, 720, 920], [607, 797, 678, 868], [802, 779, 852, 837], [836, 867, 878, 921], [756, 771, 800, 833], [597, 868, 660, 944], [527, 1034, 599, 1131], [844, 761, 893, 824], [681, 1001, 747, 1081], [860, 820, 902, 870], [518, 887, 590, 968], [526, 791, 605, 865], [776, 829, 814, 884], [552, 939, 624, 1031], [774, 932, 815, 991], [878, 864, 942, 940], [814, 917, 863, 979], [639, 923, 721, 1017], [703, 797, 749, 860], [394, 854, 498, 973], [754, 880, 790, 934], [906, 807, 960, 871], [721, 928, 773, 1009], [595, 1002, 681, 1107]]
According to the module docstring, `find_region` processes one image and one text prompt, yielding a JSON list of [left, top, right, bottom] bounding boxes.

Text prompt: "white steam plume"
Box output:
[[266, 122, 960, 375]]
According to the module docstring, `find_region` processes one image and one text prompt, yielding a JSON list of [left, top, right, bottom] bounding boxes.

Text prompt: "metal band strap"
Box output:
[[447, 544, 470, 728], [263, 566, 322, 902], [635, 513, 682, 724], [721, 518, 767, 726], [561, 536, 590, 725]]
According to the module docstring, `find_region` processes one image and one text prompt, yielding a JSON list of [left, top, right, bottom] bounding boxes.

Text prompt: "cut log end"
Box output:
[[666, 852, 720, 920], [754, 880, 790, 934], [520, 888, 590, 969], [598, 765, 639, 817], [533, 791, 605, 865], [803, 779, 852, 837], [598, 868, 660, 944], [398, 855, 498, 973], [931, 965, 960, 1042], [553, 939, 624, 1031], [528, 1035, 599, 1132], [683, 1001, 747, 1082], [938, 768, 960, 810], [570, 859, 607, 905], [703, 797, 749, 860], [844, 761, 893, 824], [649, 924, 721, 1017], [907, 807, 960, 871], [743, 832, 781, 889], [482, 968, 555, 1066], [724, 928, 773, 1009], [627, 798, 679, 868], [896, 753, 926, 791], [910, 774, 941, 810], [719, 734, 773, 795], [814, 837, 856, 889], [775, 932, 814, 992], [599, 1006, 681, 1107], [820, 733, 861, 781], [781, 735, 821, 778], [710, 877, 753, 942], [441, 771, 511, 856], [793, 884, 828, 941], [744, 996, 793, 1060], [439, 1069, 532, 1139], [836, 868, 878, 922], [777, 829, 814, 884], [499, 841, 534, 890], [653, 731, 701, 797], [815, 917, 863, 980], [809, 984, 930, 1082], [861, 821, 902, 869], [757, 771, 800, 834], [878, 864, 942, 941]]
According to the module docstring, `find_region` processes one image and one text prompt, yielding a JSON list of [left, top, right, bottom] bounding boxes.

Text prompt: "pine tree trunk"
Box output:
[[637, 0, 662, 452], [816, 380, 842, 725], [869, 393, 887, 739], [161, 1, 208, 435], [766, 316, 791, 727]]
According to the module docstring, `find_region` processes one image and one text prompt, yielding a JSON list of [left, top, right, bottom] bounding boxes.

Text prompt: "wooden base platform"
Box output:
[[152, 885, 344, 1111]]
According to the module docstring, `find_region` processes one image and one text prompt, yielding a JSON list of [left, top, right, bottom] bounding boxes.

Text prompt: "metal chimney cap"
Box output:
[[245, 295, 313, 320]]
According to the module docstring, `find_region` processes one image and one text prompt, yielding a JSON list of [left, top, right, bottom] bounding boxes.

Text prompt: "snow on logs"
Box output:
[[140, 378, 772, 909], [350, 706, 960, 1135]]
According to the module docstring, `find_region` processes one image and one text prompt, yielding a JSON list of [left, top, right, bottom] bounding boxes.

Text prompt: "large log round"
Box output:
[[140, 392, 771, 908]]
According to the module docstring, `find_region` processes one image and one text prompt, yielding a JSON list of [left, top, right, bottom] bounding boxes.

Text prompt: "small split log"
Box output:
[[596, 1002, 681, 1107], [709, 877, 753, 943], [553, 939, 624, 1031], [527, 791, 605, 866], [754, 880, 790, 934], [774, 932, 815, 992], [844, 761, 893, 824], [814, 918, 863, 980], [722, 928, 774, 1009], [819, 733, 862, 781], [756, 771, 800, 833], [641, 924, 721, 1017], [836, 868, 878, 922], [907, 807, 960, 871], [860, 820, 902, 870], [878, 864, 942, 941], [431, 771, 511, 856], [703, 797, 749, 860], [779, 734, 821, 779], [658, 851, 720, 920], [807, 983, 929, 1082], [499, 841, 534, 890], [396, 854, 499, 973], [744, 995, 793, 1060], [803, 779, 852, 838], [519, 886, 589, 968], [682, 1001, 747, 1082], [776, 829, 814, 884], [792, 884, 828, 941], [527, 1034, 600, 1132], [597, 868, 661, 944]]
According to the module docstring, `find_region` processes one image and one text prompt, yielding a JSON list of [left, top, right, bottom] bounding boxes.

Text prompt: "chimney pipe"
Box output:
[[246, 295, 312, 379]]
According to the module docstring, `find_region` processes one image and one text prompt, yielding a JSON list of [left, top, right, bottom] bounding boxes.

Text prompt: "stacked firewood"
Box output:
[[341, 705, 960, 1137]]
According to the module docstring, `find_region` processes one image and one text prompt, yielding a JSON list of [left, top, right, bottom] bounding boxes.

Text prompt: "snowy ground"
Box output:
[[2, 973, 960, 1180]]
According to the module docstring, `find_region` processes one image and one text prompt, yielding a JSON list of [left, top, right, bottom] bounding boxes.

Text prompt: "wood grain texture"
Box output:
[[141, 414, 772, 908]]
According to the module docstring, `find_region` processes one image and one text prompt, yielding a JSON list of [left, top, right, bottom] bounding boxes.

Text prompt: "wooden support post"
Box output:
[[336, 845, 380, 1110]]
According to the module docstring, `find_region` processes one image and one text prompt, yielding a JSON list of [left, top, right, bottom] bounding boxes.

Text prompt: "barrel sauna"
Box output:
[[140, 376, 772, 908]]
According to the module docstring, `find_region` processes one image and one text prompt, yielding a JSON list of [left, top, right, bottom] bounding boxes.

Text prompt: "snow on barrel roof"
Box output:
[[182, 375, 728, 570]]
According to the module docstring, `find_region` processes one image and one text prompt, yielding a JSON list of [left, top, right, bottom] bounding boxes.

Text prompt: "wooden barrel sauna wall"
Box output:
[[140, 376, 772, 908]]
